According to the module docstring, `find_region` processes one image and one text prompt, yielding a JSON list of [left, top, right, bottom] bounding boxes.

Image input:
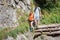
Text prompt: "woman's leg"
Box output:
[[30, 21, 34, 32], [31, 21, 34, 28], [34, 20, 38, 30], [36, 16, 40, 27], [37, 20, 39, 27]]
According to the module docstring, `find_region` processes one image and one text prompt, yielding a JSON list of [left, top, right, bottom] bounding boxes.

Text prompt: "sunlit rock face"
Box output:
[[0, 0, 31, 28], [0, 5, 18, 28]]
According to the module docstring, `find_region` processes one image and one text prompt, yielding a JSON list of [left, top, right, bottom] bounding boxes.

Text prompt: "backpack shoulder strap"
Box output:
[[34, 7, 37, 12]]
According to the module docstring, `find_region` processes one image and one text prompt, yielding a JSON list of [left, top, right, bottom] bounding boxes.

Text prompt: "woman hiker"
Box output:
[[34, 2, 42, 29], [28, 10, 34, 32]]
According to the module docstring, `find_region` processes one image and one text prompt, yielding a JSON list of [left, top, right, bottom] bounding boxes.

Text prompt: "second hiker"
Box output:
[[34, 2, 41, 29]]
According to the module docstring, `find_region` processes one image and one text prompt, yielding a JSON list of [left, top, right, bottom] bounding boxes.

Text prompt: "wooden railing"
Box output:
[[33, 24, 60, 39]]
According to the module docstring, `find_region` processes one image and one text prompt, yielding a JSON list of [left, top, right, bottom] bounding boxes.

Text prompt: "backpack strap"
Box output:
[[34, 7, 37, 12]]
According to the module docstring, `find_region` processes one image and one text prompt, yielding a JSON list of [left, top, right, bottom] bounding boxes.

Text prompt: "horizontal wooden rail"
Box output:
[[38, 24, 60, 29], [34, 31, 60, 36], [34, 24, 60, 39], [35, 28, 60, 32]]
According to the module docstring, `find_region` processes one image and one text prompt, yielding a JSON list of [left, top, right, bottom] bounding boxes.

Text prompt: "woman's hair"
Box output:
[[30, 11, 33, 15]]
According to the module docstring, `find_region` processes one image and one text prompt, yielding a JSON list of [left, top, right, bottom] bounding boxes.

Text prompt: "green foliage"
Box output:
[[20, 16, 26, 22], [0, 28, 8, 40], [34, 0, 60, 10], [8, 30, 17, 38], [40, 1, 60, 24], [41, 12, 60, 24], [0, 31, 5, 40]]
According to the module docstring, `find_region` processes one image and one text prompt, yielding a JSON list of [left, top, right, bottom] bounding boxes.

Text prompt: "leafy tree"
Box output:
[[34, 0, 59, 9]]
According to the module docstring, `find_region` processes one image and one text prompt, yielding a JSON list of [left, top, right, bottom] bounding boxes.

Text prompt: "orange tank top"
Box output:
[[28, 12, 34, 21]]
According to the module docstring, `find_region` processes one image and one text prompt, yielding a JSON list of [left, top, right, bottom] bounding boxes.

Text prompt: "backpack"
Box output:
[[28, 12, 34, 21], [34, 7, 41, 12]]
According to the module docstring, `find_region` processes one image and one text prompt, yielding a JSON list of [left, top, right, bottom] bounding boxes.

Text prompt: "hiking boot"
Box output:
[[30, 27, 33, 32]]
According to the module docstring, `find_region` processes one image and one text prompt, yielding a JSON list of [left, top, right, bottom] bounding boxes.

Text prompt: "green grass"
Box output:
[[41, 8, 60, 24], [0, 28, 9, 40]]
